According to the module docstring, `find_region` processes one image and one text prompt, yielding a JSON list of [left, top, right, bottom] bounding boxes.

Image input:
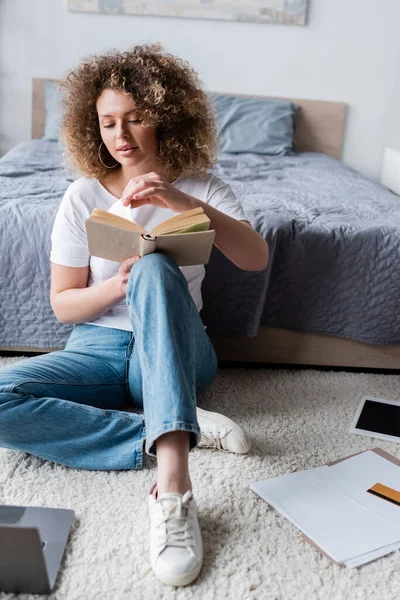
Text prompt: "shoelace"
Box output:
[[198, 431, 223, 450], [156, 491, 196, 558]]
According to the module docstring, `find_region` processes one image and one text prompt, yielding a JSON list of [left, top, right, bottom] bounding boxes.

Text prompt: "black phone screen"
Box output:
[[356, 400, 400, 437]]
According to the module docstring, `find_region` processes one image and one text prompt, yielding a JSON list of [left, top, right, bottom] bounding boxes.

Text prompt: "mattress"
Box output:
[[204, 152, 400, 343], [0, 140, 399, 350]]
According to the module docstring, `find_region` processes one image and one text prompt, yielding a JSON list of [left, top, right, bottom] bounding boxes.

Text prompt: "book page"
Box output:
[[150, 208, 209, 236], [89, 209, 146, 234], [107, 198, 147, 234]]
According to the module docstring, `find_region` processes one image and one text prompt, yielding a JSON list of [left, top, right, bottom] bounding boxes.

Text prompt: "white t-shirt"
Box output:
[[50, 174, 248, 332]]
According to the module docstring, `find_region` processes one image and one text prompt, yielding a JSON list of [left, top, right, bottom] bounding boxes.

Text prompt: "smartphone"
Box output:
[[350, 395, 400, 443]]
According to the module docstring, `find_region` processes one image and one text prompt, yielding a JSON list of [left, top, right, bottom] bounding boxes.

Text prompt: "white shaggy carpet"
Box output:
[[1, 355, 400, 600]]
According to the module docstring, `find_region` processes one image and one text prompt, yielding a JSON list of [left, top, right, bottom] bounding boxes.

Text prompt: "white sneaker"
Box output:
[[148, 489, 203, 587], [197, 407, 250, 454]]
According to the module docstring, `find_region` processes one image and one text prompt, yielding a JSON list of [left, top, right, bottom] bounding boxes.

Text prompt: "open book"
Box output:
[[85, 206, 216, 266]]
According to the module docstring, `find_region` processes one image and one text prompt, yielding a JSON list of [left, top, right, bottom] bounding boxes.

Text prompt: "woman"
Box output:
[[0, 44, 268, 587]]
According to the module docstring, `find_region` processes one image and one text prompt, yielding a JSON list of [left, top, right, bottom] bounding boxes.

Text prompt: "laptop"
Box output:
[[0, 504, 74, 594]]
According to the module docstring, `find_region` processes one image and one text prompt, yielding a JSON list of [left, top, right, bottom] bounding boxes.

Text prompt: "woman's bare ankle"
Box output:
[[156, 474, 192, 497], [155, 431, 192, 496]]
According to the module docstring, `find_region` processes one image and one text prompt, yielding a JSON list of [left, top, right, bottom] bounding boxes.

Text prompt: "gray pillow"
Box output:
[[208, 93, 298, 155], [43, 81, 64, 141]]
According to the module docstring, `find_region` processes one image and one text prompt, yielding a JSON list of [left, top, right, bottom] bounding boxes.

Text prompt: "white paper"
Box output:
[[343, 540, 400, 568], [250, 450, 400, 567], [313, 451, 400, 529]]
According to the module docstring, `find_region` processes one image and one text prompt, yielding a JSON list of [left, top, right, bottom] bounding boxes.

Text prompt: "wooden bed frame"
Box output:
[[23, 78, 400, 369]]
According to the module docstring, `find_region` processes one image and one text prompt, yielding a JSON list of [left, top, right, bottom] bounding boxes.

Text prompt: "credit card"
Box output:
[[367, 483, 400, 507]]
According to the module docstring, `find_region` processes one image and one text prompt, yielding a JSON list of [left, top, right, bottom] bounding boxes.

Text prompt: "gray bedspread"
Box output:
[[0, 139, 399, 350]]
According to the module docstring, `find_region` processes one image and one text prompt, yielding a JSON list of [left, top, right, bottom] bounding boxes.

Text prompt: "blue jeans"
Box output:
[[0, 254, 218, 470]]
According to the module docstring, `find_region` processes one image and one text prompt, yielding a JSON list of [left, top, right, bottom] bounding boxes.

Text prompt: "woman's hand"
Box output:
[[113, 255, 141, 299], [121, 172, 198, 213]]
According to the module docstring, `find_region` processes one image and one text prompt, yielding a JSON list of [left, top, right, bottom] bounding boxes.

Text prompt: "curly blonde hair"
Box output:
[[59, 43, 218, 181]]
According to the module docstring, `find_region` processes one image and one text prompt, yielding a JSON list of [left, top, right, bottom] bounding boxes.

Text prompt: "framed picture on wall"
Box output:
[[67, 0, 309, 25]]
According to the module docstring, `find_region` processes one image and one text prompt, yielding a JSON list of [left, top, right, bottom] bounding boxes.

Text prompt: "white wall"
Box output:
[[380, 46, 400, 191], [1, 0, 400, 181], [385, 46, 400, 154]]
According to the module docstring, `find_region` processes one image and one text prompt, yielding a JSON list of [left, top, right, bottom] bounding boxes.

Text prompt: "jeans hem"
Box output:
[[145, 422, 201, 457], [134, 423, 146, 469]]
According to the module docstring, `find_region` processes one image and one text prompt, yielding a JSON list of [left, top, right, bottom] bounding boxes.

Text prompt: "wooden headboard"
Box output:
[[32, 78, 347, 159]]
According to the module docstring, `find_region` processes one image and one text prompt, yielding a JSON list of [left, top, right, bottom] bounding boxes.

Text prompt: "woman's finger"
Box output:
[[122, 175, 153, 195], [121, 255, 140, 271], [133, 186, 156, 200], [122, 180, 162, 205]]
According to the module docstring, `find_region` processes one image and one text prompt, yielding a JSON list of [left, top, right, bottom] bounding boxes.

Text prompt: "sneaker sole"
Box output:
[[154, 559, 203, 587], [197, 407, 250, 454]]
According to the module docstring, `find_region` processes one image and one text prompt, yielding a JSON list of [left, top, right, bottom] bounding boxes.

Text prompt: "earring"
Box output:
[[98, 142, 119, 169]]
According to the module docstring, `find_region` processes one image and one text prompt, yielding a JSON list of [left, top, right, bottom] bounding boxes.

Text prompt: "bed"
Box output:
[[1, 78, 400, 369]]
